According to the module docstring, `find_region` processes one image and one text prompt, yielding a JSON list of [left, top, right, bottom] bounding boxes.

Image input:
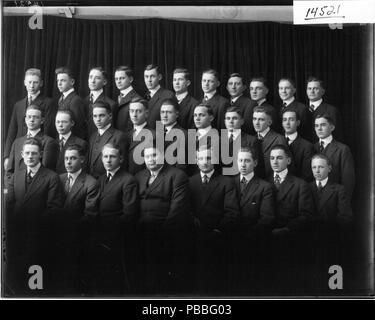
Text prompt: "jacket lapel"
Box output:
[[240, 177, 260, 208], [67, 172, 85, 202], [262, 130, 277, 153], [23, 167, 46, 203], [201, 173, 220, 207], [93, 128, 114, 164], [318, 181, 335, 209], [15, 167, 27, 201], [277, 174, 295, 201], [145, 166, 166, 195]]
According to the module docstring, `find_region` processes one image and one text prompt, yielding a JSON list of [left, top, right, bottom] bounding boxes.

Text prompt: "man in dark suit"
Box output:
[[7, 105, 59, 178], [144, 64, 175, 129], [58, 144, 99, 293], [173, 68, 198, 130], [282, 109, 314, 182], [55, 110, 87, 174], [85, 67, 116, 137], [55, 66, 87, 139], [4, 68, 56, 171], [5, 138, 62, 295], [113, 65, 142, 133], [253, 106, 287, 178], [135, 146, 192, 293], [313, 113, 355, 199], [226, 73, 257, 135], [88, 101, 127, 179], [94, 143, 138, 294], [189, 147, 239, 293], [306, 76, 343, 141], [278, 78, 311, 140]]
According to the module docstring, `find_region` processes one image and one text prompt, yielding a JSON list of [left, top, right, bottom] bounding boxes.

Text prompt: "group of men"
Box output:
[[3, 64, 355, 295]]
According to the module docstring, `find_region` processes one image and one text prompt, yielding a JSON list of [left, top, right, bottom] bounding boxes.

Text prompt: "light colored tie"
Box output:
[[274, 174, 281, 189], [149, 172, 157, 185]]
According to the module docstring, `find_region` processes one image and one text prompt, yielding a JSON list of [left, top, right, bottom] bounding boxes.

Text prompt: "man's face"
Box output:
[[25, 109, 43, 131], [129, 102, 148, 126], [24, 74, 42, 95], [237, 151, 257, 176], [278, 80, 296, 101], [194, 106, 213, 129], [160, 104, 178, 126], [226, 76, 245, 98], [115, 70, 133, 91], [173, 72, 190, 94], [314, 117, 334, 139], [270, 148, 290, 173], [57, 73, 74, 93], [201, 73, 219, 94], [306, 81, 325, 102], [197, 149, 215, 173], [102, 146, 122, 171], [282, 111, 300, 135], [253, 111, 271, 133], [93, 107, 112, 129], [64, 149, 83, 173], [144, 148, 164, 171], [21, 144, 41, 168], [249, 81, 268, 101], [55, 112, 74, 135], [88, 69, 107, 91], [144, 68, 161, 90], [225, 111, 244, 131], [311, 157, 331, 181]]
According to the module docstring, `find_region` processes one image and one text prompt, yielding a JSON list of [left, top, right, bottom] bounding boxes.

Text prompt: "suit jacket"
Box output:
[[311, 101, 343, 142], [114, 89, 142, 133], [313, 139, 355, 199], [147, 87, 175, 129], [55, 134, 88, 174], [6, 166, 62, 219], [177, 94, 198, 130], [60, 171, 99, 220], [97, 169, 138, 224], [289, 135, 314, 182], [268, 173, 314, 230], [200, 93, 229, 129], [233, 174, 275, 233], [4, 95, 56, 158], [88, 126, 127, 179], [233, 95, 257, 135], [135, 165, 191, 231], [7, 132, 59, 175], [58, 91, 87, 139], [309, 180, 353, 227], [189, 171, 239, 233], [85, 92, 116, 137]]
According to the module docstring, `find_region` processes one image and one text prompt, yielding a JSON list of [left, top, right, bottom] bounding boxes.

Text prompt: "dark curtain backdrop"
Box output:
[[3, 15, 363, 154]]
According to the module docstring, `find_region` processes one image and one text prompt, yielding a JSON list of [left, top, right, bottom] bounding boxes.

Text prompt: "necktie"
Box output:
[[230, 100, 235, 106], [59, 94, 64, 106], [319, 141, 325, 152], [195, 132, 200, 150], [105, 173, 112, 184], [145, 91, 151, 100], [229, 133, 234, 157], [118, 94, 123, 105], [89, 93, 94, 106], [26, 170, 33, 189], [65, 174, 72, 193], [28, 96, 33, 106], [317, 181, 323, 193], [164, 127, 168, 137], [148, 172, 157, 185], [282, 102, 287, 111], [26, 133, 32, 138], [274, 174, 281, 189], [204, 95, 209, 102], [202, 174, 209, 184], [309, 104, 314, 113], [286, 136, 291, 145], [240, 177, 247, 193], [257, 133, 263, 141], [132, 128, 137, 140], [59, 137, 65, 151]]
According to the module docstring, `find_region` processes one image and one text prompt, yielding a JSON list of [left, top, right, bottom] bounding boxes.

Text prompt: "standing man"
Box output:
[[144, 64, 175, 129]]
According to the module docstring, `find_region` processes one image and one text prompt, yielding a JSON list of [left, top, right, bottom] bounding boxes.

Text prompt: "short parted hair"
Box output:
[[56, 109, 74, 122], [90, 66, 108, 80], [145, 64, 162, 75], [281, 108, 300, 121], [115, 65, 134, 78], [161, 98, 180, 112], [202, 69, 219, 80], [279, 77, 296, 88], [306, 76, 325, 89], [65, 144, 86, 157], [194, 103, 214, 116], [311, 153, 331, 166], [55, 66, 75, 79], [314, 113, 335, 126], [26, 104, 44, 117], [270, 144, 292, 158], [92, 101, 112, 114], [250, 76, 268, 89], [130, 97, 149, 110], [238, 146, 259, 162], [102, 142, 123, 157], [228, 72, 246, 85], [25, 68, 42, 79], [173, 68, 190, 81], [225, 106, 243, 118], [253, 105, 273, 117], [23, 137, 42, 152]]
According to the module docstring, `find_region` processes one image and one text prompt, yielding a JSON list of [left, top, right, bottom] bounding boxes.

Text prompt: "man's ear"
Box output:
[[287, 157, 291, 165], [330, 124, 336, 132], [254, 159, 258, 168], [158, 74, 163, 81], [216, 80, 220, 88], [103, 78, 108, 86], [129, 76, 134, 84]]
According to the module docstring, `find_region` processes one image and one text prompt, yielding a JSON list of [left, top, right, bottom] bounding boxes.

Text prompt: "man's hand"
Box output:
[[4, 158, 9, 171]]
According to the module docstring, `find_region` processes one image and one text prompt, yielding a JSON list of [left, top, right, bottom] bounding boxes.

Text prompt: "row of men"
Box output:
[[4, 65, 345, 166], [5, 134, 352, 294]]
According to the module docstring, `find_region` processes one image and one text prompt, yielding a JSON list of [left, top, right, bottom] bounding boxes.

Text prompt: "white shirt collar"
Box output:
[[310, 98, 323, 110], [320, 134, 333, 146], [68, 168, 82, 185], [228, 128, 241, 139], [257, 98, 266, 106], [134, 121, 147, 134], [282, 96, 295, 106], [149, 85, 161, 97], [231, 94, 243, 104], [63, 88, 75, 98], [98, 123, 112, 136], [28, 162, 41, 176], [316, 177, 328, 188], [274, 168, 288, 182], [200, 169, 215, 180], [149, 165, 164, 178], [197, 125, 212, 138], [258, 126, 270, 138], [107, 166, 121, 178], [285, 131, 298, 144], [59, 132, 72, 141], [240, 171, 254, 183], [120, 86, 133, 97], [90, 88, 103, 102], [176, 91, 188, 103], [203, 90, 216, 100], [29, 91, 41, 100], [27, 128, 41, 137], [165, 122, 177, 133]]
